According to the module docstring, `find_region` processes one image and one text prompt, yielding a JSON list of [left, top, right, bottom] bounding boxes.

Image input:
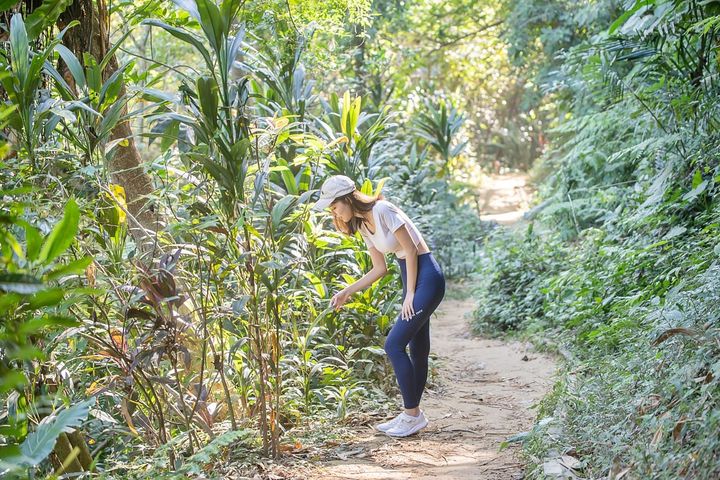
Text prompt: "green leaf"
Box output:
[[272, 165, 298, 195], [98, 29, 135, 74], [97, 99, 127, 139], [160, 120, 180, 153], [608, 0, 653, 35], [142, 19, 214, 71], [0, 292, 22, 314], [9, 14, 29, 86], [0, 1, 19, 11], [99, 61, 132, 106], [0, 371, 27, 394], [662, 226, 686, 240], [38, 198, 80, 264], [54, 44, 86, 90], [360, 178, 373, 195], [303, 271, 326, 297], [0, 273, 44, 294], [340, 91, 350, 136], [299, 165, 311, 192], [682, 175, 708, 202], [25, 0, 74, 40], [692, 169, 703, 189], [18, 315, 80, 335], [17, 219, 42, 262], [194, 0, 225, 53], [19, 398, 94, 466], [198, 157, 233, 191], [24, 288, 65, 310], [271, 195, 297, 228], [8, 345, 43, 361], [231, 295, 251, 315], [197, 75, 219, 129]]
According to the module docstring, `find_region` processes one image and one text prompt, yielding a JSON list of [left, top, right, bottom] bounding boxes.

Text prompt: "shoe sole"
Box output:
[[385, 418, 428, 437], [375, 423, 395, 432], [376, 419, 403, 432]]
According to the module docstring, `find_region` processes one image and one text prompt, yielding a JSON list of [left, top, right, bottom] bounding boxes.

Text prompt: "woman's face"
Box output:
[[330, 198, 354, 223]]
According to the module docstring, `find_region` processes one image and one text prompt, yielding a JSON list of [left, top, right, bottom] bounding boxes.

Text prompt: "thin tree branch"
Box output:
[[427, 20, 504, 54]]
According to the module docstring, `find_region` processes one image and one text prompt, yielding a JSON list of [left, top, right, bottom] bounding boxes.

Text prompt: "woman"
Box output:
[[312, 175, 446, 437]]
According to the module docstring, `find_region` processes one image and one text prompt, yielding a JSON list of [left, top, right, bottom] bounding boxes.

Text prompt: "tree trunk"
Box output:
[[67, 429, 94, 470], [58, 0, 159, 256], [51, 432, 84, 474]]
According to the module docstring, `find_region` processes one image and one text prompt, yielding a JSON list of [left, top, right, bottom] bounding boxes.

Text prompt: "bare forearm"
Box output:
[[346, 267, 387, 295], [405, 251, 418, 295]]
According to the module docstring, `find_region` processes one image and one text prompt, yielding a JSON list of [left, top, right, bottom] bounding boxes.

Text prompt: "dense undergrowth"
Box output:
[[0, 1, 488, 478], [473, 0, 720, 478]]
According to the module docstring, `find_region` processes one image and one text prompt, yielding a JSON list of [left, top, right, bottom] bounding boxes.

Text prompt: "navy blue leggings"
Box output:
[[384, 252, 446, 409]]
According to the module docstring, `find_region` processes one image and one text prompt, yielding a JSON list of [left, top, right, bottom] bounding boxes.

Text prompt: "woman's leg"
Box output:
[[384, 310, 429, 410], [408, 319, 430, 408], [384, 281, 445, 410]]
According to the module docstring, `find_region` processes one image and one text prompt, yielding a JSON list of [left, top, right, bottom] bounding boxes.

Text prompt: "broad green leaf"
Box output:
[[19, 398, 94, 466], [0, 1, 19, 10], [340, 91, 350, 136], [271, 195, 297, 228], [662, 226, 686, 240], [97, 100, 127, 140], [682, 177, 708, 202], [0, 371, 27, 394], [18, 315, 80, 335], [303, 271, 326, 297], [24, 288, 65, 310], [25, 0, 74, 40], [159, 121, 180, 153], [9, 14, 29, 86], [360, 178, 373, 195], [0, 273, 44, 294], [194, 0, 226, 53], [608, 0, 653, 34], [54, 44, 86, 90], [99, 61, 133, 106], [38, 198, 80, 264], [197, 75, 219, 129], [691, 169, 703, 189], [274, 166, 298, 195], [0, 292, 21, 314], [98, 29, 135, 74], [15, 219, 42, 262], [2, 230, 23, 260], [142, 19, 214, 71], [231, 295, 251, 315]]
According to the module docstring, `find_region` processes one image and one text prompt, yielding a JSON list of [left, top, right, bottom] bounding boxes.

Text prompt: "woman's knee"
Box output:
[[384, 334, 404, 357]]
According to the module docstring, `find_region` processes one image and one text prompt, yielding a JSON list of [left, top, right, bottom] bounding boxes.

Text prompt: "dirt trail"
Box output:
[[285, 174, 555, 480], [478, 173, 534, 226], [295, 296, 555, 480]]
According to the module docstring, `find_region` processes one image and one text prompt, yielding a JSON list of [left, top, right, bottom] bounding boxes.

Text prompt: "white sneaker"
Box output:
[[384, 411, 428, 437], [375, 412, 404, 432]]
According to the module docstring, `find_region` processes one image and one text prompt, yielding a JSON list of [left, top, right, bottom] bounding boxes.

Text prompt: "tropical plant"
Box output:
[[413, 96, 467, 176], [0, 194, 96, 477]]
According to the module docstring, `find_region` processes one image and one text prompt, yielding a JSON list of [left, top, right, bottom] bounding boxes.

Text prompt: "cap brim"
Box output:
[[312, 197, 333, 211]]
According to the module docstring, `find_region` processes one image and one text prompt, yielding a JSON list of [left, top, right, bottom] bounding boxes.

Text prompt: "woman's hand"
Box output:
[[330, 288, 351, 311], [401, 292, 415, 321]]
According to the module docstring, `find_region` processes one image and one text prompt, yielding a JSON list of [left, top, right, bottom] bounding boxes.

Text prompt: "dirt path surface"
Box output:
[[293, 294, 556, 480], [478, 173, 534, 225]]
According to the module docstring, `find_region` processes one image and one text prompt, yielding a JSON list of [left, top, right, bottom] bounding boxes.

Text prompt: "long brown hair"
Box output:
[[331, 189, 386, 236]]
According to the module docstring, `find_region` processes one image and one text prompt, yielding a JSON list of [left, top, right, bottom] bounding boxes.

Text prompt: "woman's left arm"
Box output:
[[393, 225, 419, 320]]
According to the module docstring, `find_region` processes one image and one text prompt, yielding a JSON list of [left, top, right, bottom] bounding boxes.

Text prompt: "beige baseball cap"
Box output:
[[312, 175, 357, 211]]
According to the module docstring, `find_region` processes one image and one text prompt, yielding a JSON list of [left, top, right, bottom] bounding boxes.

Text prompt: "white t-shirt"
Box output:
[[358, 200, 425, 259]]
